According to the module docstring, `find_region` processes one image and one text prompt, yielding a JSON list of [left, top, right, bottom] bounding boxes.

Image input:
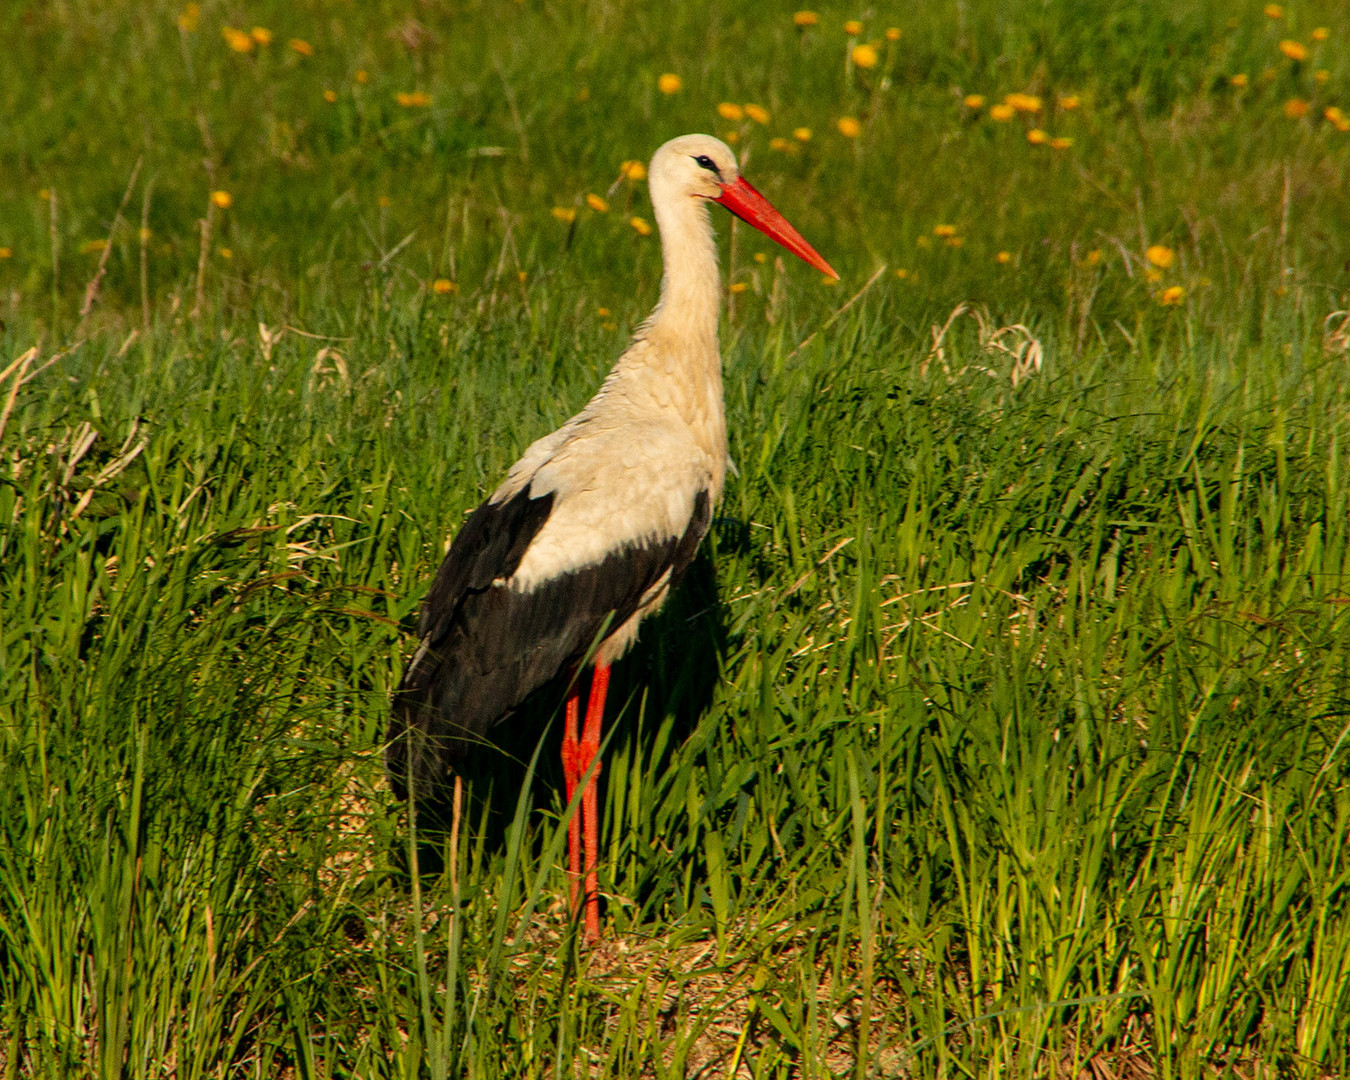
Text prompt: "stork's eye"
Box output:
[[693, 154, 720, 173]]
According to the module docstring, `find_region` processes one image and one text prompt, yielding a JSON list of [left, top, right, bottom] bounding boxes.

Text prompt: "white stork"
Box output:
[[389, 133, 837, 941]]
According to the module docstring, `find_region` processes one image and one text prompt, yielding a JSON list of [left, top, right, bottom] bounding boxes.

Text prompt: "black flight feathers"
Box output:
[[387, 484, 712, 801]]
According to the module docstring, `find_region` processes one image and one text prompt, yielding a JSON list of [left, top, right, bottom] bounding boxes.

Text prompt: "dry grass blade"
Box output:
[[784, 536, 854, 597], [79, 154, 143, 322], [258, 321, 284, 361], [980, 319, 1043, 388], [2, 345, 75, 446], [925, 303, 1043, 386], [311, 346, 351, 391], [0, 347, 37, 443], [1322, 310, 1350, 355], [786, 264, 887, 363], [68, 419, 148, 520], [924, 301, 970, 377]]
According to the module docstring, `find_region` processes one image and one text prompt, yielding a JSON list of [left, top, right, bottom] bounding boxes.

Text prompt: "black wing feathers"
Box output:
[[416, 487, 555, 644], [387, 486, 713, 802]]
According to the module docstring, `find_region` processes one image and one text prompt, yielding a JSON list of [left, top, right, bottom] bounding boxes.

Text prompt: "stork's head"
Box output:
[[648, 134, 838, 279], [649, 134, 743, 203]]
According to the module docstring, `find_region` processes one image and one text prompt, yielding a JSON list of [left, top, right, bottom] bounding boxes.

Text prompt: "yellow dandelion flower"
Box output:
[[586, 193, 609, 212], [1264, 3, 1283, 17], [621, 160, 647, 181], [288, 38, 314, 56], [844, 19, 863, 35], [744, 103, 770, 124], [138, 227, 152, 242], [1324, 106, 1346, 124], [79, 238, 108, 254], [217, 246, 232, 259], [895, 268, 910, 279], [630, 216, 652, 236], [945, 236, 964, 247], [1279, 40, 1308, 61], [729, 282, 749, 293], [0, 248, 11, 259], [250, 26, 272, 46], [769, 136, 797, 152], [1285, 97, 1310, 119], [518, 271, 528, 283], [724, 130, 740, 144], [396, 91, 431, 107], [1157, 285, 1185, 305], [1144, 268, 1163, 283], [1084, 249, 1102, 266], [989, 103, 1015, 121], [1230, 73, 1249, 87], [793, 11, 819, 27], [355, 69, 370, 84], [1314, 69, 1329, 84], [1050, 136, 1073, 149], [222, 26, 253, 52], [1005, 92, 1042, 113], [177, 3, 200, 32], [793, 126, 812, 141], [964, 94, 985, 109], [852, 43, 879, 68], [996, 251, 1012, 264], [323, 89, 338, 103], [1145, 245, 1173, 269], [753, 252, 767, 263], [933, 224, 957, 237], [1312, 27, 1330, 41], [1058, 94, 1081, 110], [1027, 128, 1049, 144], [37, 189, 50, 201], [432, 279, 457, 294], [658, 73, 682, 94], [211, 190, 232, 209], [378, 196, 391, 208], [597, 307, 612, 317], [837, 116, 861, 137], [885, 27, 901, 41], [717, 102, 744, 122], [552, 206, 578, 223]]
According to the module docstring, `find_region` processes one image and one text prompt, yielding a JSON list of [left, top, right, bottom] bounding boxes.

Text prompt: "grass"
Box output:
[[3, 0, 1350, 1076]]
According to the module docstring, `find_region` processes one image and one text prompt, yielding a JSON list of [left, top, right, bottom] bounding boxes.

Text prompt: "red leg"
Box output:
[[579, 663, 610, 942], [560, 680, 582, 911]]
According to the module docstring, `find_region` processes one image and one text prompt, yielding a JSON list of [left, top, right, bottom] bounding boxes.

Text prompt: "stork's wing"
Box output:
[[387, 484, 711, 801]]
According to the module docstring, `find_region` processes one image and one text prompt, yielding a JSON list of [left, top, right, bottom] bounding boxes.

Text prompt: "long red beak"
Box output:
[[714, 177, 839, 279]]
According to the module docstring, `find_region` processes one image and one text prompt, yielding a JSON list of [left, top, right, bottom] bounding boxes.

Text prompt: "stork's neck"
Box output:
[[598, 189, 728, 496], [647, 193, 721, 351]]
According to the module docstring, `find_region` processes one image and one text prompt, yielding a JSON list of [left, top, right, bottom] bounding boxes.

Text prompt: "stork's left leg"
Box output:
[[578, 663, 610, 942], [560, 681, 582, 910]]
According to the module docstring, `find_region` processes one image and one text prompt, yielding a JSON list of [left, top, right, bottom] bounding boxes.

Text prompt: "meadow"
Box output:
[[4, 0, 1350, 1076]]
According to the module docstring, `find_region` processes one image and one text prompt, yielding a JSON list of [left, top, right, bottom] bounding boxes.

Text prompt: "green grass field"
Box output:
[[4, 0, 1350, 1076]]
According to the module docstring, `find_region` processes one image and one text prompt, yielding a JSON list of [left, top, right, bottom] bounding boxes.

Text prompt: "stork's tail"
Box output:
[[386, 644, 469, 803]]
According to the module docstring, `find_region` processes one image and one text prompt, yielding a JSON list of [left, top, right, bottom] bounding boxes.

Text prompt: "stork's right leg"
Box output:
[[561, 682, 582, 910], [578, 663, 610, 943]]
